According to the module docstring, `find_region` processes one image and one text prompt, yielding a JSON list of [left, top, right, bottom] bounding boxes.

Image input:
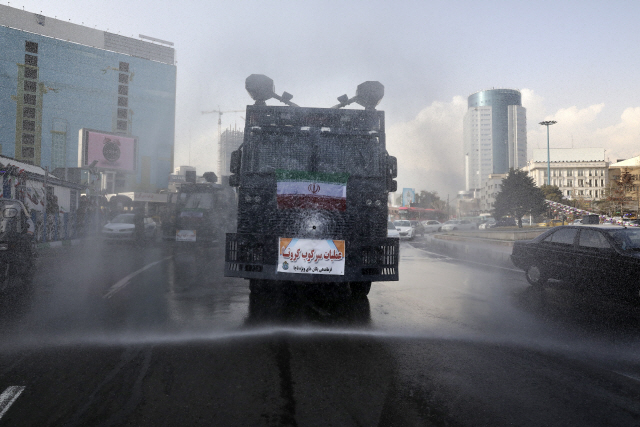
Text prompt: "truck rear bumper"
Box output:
[[224, 233, 399, 282]]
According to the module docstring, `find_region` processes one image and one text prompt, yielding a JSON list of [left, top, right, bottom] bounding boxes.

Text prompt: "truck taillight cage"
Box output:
[[225, 233, 398, 283]]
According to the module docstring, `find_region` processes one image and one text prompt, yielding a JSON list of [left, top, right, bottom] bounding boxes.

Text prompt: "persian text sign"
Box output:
[[176, 229, 196, 242], [277, 238, 345, 275]]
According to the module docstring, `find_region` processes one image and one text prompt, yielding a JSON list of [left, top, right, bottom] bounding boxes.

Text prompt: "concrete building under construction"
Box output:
[[220, 128, 243, 176]]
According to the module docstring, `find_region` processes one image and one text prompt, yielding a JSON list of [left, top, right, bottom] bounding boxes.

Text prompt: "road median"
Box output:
[[409, 229, 545, 269]]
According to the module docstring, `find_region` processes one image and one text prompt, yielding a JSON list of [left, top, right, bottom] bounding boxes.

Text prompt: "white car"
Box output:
[[421, 220, 442, 233], [441, 219, 476, 232], [387, 221, 399, 238], [102, 213, 157, 241], [479, 219, 496, 229], [393, 220, 415, 239]]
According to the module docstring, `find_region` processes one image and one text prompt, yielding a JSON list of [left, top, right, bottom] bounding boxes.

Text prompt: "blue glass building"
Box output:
[[463, 89, 527, 190], [0, 5, 176, 192]]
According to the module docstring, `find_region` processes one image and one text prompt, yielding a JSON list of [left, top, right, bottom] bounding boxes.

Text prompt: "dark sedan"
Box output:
[[511, 225, 640, 300]]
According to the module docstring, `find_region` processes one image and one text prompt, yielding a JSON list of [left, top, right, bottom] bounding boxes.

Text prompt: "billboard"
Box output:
[[402, 188, 415, 207], [78, 129, 138, 172]]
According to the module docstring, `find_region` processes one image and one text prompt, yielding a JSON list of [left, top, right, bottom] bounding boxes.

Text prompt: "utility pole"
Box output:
[[539, 120, 557, 185], [43, 167, 48, 243]]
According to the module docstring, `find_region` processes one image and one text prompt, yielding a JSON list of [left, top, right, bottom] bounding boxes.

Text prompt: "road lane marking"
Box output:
[[104, 255, 173, 299], [0, 386, 25, 419], [612, 370, 640, 383]]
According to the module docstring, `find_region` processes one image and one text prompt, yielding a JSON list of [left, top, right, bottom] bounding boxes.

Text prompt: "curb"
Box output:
[[36, 238, 84, 251]]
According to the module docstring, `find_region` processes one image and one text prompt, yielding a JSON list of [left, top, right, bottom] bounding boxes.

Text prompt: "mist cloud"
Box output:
[[387, 89, 640, 199], [387, 96, 467, 198]]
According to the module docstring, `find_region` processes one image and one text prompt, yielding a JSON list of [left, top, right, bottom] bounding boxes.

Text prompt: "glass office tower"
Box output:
[[463, 89, 526, 191], [0, 5, 176, 191]]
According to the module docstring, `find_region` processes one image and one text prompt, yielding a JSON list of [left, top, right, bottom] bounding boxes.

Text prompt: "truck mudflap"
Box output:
[[225, 233, 399, 282]]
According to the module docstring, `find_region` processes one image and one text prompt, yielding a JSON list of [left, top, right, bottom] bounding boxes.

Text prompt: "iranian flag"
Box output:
[[276, 170, 349, 211]]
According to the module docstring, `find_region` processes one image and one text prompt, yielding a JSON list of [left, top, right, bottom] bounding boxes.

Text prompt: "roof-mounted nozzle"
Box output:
[[332, 81, 384, 110], [245, 74, 299, 107]]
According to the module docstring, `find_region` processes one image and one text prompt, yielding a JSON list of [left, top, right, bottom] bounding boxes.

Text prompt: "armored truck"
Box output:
[[225, 75, 399, 296]]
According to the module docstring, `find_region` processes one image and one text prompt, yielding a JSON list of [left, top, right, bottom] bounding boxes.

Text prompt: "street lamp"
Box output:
[[539, 120, 557, 185]]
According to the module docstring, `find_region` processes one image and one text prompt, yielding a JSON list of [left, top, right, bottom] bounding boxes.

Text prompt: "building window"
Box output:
[[25, 41, 38, 54], [22, 134, 34, 145], [119, 62, 129, 72], [118, 85, 129, 96], [578, 179, 584, 187], [117, 108, 128, 119], [24, 94, 36, 105], [24, 80, 36, 92], [23, 107, 35, 119], [578, 170, 584, 176], [22, 120, 35, 132], [119, 73, 128, 84], [567, 179, 573, 187], [22, 147, 34, 158], [567, 170, 572, 176], [117, 120, 127, 131], [567, 190, 572, 197], [24, 54, 38, 67], [25, 67, 37, 79], [118, 97, 128, 107]]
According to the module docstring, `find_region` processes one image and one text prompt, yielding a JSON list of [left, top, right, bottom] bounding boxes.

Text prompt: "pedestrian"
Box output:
[[134, 207, 145, 245]]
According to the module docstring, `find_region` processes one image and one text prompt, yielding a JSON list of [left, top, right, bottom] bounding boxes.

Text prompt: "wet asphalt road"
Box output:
[[1, 238, 640, 426]]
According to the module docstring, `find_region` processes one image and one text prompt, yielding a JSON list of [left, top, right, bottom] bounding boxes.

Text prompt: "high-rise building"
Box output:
[[0, 5, 176, 192], [463, 89, 527, 190]]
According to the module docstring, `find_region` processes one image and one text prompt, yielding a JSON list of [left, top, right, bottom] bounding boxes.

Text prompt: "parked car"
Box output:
[[494, 217, 517, 227], [537, 219, 565, 227], [410, 220, 425, 236], [511, 225, 640, 301], [441, 219, 476, 232], [421, 220, 442, 233], [479, 218, 496, 230], [393, 220, 415, 240], [387, 221, 399, 238], [102, 213, 157, 241]]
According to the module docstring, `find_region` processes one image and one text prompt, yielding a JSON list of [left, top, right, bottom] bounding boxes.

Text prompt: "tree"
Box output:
[[540, 184, 564, 203], [493, 168, 546, 228], [607, 167, 634, 216], [414, 190, 443, 209]]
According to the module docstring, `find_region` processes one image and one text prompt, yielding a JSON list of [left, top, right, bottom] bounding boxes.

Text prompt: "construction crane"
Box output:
[[202, 107, 244, 177]]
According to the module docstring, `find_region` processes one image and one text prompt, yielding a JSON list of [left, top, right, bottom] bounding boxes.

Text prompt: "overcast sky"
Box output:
[[15, 0, 640, 196]]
